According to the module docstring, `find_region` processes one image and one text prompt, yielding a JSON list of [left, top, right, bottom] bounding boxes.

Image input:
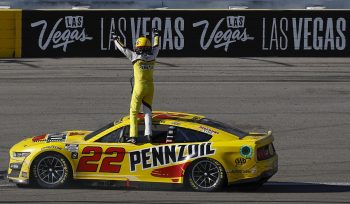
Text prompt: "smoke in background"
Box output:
[[1, 0, 350, 9]]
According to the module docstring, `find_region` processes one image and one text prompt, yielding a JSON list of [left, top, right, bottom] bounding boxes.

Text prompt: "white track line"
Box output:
[[0, 183, 15, 187], [266, 182, 350, 186]]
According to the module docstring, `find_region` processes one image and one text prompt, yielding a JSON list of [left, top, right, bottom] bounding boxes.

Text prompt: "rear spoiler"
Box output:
[[258, 131, 273, 146], [267, 130, 272, 136], [247, 130, 274, 146]]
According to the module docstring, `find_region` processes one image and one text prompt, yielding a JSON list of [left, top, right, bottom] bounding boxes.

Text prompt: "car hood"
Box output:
[[13, 130, 92, 149], [33, 130, 91, 143]]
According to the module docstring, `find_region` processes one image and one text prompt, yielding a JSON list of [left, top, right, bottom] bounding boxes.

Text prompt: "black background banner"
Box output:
[[22, 10, 350, 57]]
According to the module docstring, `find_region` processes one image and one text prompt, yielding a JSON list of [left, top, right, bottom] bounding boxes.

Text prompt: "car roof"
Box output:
[[119, 111, 206, 123]]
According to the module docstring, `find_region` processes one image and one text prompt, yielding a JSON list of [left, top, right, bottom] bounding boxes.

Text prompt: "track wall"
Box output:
[[0, 10, 21, 58]]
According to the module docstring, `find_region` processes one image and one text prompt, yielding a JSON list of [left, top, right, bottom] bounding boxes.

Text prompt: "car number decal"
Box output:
[[76, 146, 126, 173]]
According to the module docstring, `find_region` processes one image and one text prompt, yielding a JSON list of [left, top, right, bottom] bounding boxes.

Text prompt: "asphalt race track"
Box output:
[[0, 57, 349, 203]]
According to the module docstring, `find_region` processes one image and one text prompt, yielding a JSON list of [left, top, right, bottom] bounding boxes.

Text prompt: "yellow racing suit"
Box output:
[[114, 35, 160, 137]]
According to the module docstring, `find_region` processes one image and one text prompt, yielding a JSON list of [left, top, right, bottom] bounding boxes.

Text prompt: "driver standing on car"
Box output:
[[112, 29, 160, 144]]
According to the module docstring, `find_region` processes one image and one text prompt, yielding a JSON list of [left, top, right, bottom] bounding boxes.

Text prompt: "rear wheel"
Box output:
[[185, 158, 226, 192], [31, 153, 71, 188]]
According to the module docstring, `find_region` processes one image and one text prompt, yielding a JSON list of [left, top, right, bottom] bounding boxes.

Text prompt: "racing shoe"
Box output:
[[144, 135, 152, 143], [126, 137, 137, 144]]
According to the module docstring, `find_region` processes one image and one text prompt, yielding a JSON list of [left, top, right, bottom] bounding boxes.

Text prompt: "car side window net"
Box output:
[[198, 118, 248, 138], [96, 128, 123, 143], [121, 124, 169, 143], [84, 122, 115, 141], [174, 127, 212, 143]]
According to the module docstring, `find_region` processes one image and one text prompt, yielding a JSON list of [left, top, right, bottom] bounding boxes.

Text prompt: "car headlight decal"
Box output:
[[12, 152, 31, 158], [10, 163, 22, 170]]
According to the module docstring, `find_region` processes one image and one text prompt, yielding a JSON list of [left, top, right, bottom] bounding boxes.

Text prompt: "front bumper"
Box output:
[[7, 157, 31, 185], [8, 177, 29, 185]]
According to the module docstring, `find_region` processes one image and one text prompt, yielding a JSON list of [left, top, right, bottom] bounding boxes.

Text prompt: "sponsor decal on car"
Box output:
[[151, 162, 191, 178], [229, 165, 257, 174], [71, 152, 79, 159], [69, 132, 85, 136], [235, 158, 247, 166], [192, 116, 202, 121], [229, 168, 257, 174], [171, 121, 181, 126], [46, 133, 67, 143], [240, 145, 253, 159], [129, 142, 216, 172], [199, 126, 219, 135], [41, 146, 62, 151], [32, 134, 47, 142], [65, 144, 79, 152]]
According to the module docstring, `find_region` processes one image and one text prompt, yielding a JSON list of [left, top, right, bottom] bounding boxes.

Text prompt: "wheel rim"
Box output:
[[191, 160, 220, 189], [36, 156, 65, 185]]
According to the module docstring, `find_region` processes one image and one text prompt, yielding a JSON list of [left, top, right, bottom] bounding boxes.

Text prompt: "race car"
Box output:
[[8, 111, 278, 191]]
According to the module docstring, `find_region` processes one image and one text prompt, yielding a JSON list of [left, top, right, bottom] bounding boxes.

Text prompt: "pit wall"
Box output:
[[0, 10, 21, 58], [1, 9, 350, 57]]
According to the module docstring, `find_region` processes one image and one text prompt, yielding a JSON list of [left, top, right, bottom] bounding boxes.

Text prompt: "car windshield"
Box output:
[[84, 122, 115, 141], [198, 118, 248, 138]]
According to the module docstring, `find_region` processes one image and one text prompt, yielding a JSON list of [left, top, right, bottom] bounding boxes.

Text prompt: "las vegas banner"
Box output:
[[22, 10, 349, 57]]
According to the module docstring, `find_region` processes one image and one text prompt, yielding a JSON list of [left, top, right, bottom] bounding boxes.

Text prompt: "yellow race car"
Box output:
[[8, 111, 278, 191]]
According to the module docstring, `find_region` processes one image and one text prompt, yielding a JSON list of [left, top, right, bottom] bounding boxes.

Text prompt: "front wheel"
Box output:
[[185, 158, 226, 192], [31, 153, 71, 188]]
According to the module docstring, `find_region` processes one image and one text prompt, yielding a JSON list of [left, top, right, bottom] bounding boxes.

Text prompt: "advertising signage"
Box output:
[[22, 10, 350, 57]]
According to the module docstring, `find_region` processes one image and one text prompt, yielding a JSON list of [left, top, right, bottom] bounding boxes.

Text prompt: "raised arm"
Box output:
[[152, 28, 161, 57], [112, 34, 134, 61]]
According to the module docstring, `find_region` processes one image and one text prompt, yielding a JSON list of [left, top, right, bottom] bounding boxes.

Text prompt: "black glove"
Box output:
[[152, 28, 161, 36], [111, 30, 120, 41], [111, 34, 120, 41]]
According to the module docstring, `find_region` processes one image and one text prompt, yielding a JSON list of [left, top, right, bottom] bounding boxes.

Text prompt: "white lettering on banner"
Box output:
[[31, 16, 93, 52], [262, 18, 288, 50], [65, 16, 83, 28], [101, 18, 106, 50], [193, 16, 254, 52], [117, 18, 127, 49], [262, 17, 346, 51], [100, 17, 185, 51], [163, 18, 174, 50], [174, 17, 185, 50]]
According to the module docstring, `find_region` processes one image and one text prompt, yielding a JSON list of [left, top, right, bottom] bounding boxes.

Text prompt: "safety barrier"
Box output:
[[0, 10, 21, 58]]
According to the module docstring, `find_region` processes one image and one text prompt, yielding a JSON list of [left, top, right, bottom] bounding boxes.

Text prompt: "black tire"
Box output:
[[31, 152, 71, 188], [185, 158, 226, 192]]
